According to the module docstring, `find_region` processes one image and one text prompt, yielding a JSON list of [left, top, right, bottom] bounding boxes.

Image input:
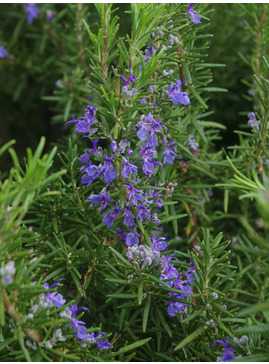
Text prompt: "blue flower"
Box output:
[[167, 300, 187, 317], [247, 112, 261, 131], [102, 203, 122, 227], [124, 183, 144, 206], [163, 140, 177, 164], [68, 304, 90, 340], [184, 259, 197, 284], [23, 3, 39, 24], [151, 236, 167, 251], [160, 264, 178, 287], [100, 154, 117, 184], [122, 204, 135, 228], [139, 46, 156, 70], [43, 278, 66, 308], [122, 151, 138, 178], [0, 46, 8, 58], [95, 333, 113, 350], [81, 161, 101, 186], [213, 337, 235, 362], [168, 80, 190, 106], [88, 189, 113, 211], [187, 4, 201, 24], [126, 230, 140, 247], [114, 228, 127, 242], [65, 115, 91, 134], [136, 204, 151, 222], [89, 139, 99, 155], [110, 140, 117, 152], [64, 103, 96, 134]]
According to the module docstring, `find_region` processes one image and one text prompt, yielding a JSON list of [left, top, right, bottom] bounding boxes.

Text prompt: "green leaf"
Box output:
[[235, 324, 269, 334], [113, 337, 152, 356], [174, 326, 208, 351], [142, 295, 151, 333], [155, 307, 172, 338], [109, 246, 133, 267], [138, 282, 143, 305], [160, 214, 187, 224], [237, 301, 269, 317]]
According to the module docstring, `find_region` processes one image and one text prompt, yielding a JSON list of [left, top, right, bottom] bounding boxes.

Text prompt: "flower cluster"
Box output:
[[187, 3, 201, 24], [126, 235, 167, 266], [247, 111, 261, 131], [25, 278, 112, 351], [168, 79, 190, 106], [0, 261, 16, 286], [213, 336, 235, 362], [126, 242, 196, 317], [65, 34, 198, 318], [65, 103, 97, 136], [160, 257, 196, 317]]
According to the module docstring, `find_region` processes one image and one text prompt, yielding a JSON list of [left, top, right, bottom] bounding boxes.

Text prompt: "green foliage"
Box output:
[[1, 3, 269, 362]]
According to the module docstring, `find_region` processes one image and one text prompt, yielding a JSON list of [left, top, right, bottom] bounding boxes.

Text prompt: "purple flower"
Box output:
[[65, 115, 90, 134], [213, 337, 235, 362], [64, 103, 96, 134], [0, 46, 8, 58], [167, 300, 187, 317], [88, 189, 113, 211], [43, 278, 66, 308], [139, 46, 156, 70], [168, 80, 190, 106], [159, 254, 177, 272], [79, 151, 90, 164], [184, 259, 197, 284], [163, 140, 177, 164], [129, 67, 136, 83], [89, 139, 99, 155], [118, 139, 130, 154], [151, 236, 167, 251], [148, 85, 156, 93], [148, 188, 163, 208], [122, 153, 138, 178], [85, 161, 101, 179], [140, 98, 147, 104], [124, 183, 144, 206], [160, 264, 178, 287], [187, 3, 201, 24], [102, 203, 122, 227], [100, 154, 117, 183], [247, 112, 261, 131], [46, 10, 55, 22], [110, 140, 117, 152], [23, 3, 39, 24], [114, 228, 127, 242], [95, 333, 113, 350], [68, 304, 90, 340], [174, 278, 192, 296], [142, 159, 161, 177], [136, 113, 167, 142], [122, 204, 135, 228], [81, 103, 96, 125], [136, 204, 151, 222], [126, 230, 140, 247]]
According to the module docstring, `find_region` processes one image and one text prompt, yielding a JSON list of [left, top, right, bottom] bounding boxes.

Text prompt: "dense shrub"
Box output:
[[1, 3, 269, 362]]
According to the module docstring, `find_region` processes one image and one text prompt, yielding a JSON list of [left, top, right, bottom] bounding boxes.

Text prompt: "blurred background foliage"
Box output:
[[0, 3, 254, 170]]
